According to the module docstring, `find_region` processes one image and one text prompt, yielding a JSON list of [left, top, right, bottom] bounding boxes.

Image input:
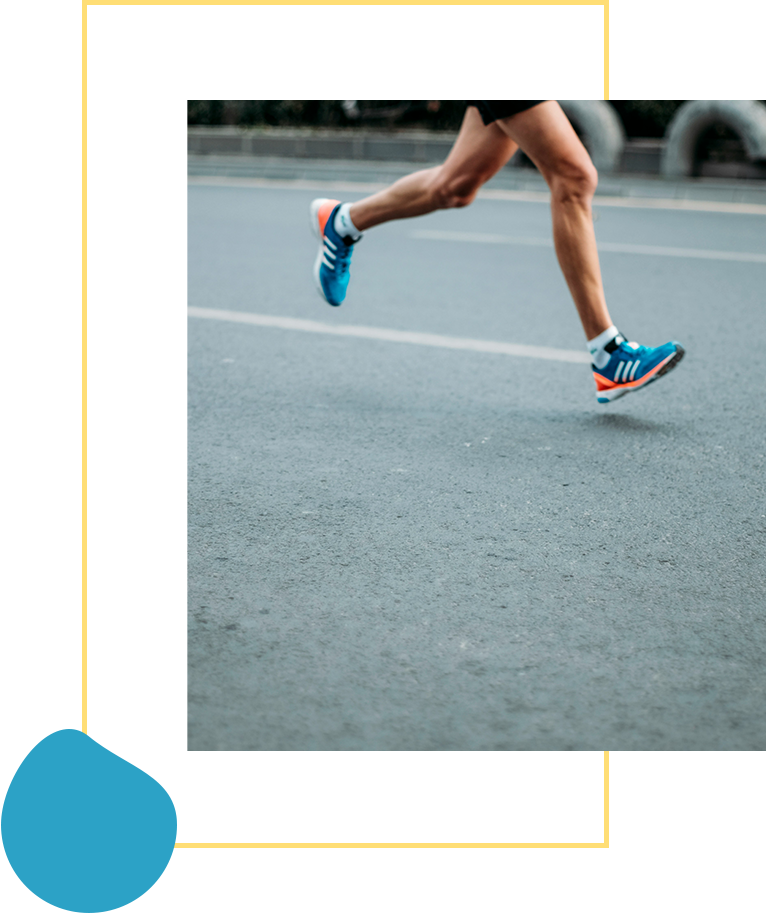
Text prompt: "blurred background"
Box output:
[[188, 100, 766, 180]]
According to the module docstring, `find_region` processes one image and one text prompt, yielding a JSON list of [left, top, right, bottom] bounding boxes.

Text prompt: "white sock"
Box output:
[[334, 203, 362, 241], [587, 325, 623, 369]]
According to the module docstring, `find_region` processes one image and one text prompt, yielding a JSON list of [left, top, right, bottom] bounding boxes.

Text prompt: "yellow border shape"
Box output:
[[83, 8, 766, 892]]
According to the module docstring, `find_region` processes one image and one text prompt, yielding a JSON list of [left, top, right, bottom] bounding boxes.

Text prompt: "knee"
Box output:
[[549, 157, 598, 207], [430, 169, 483, 210]]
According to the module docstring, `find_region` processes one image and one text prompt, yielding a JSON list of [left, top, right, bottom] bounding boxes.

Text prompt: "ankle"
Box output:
[[334, 203, 363, 241], [587, 325, 624, 369]]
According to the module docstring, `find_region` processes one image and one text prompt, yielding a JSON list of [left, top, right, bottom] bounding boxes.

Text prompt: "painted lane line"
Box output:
[[187, 307, 592, 364], [187, 176, 766, 216], [414, 230, 553, 249], [599, 242, 766, 262], [479, 187, 766, 216], [411, 229, 766, 263]]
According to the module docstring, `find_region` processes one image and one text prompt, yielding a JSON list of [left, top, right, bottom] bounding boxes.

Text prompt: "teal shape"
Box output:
[[2, 729, 218, 913]]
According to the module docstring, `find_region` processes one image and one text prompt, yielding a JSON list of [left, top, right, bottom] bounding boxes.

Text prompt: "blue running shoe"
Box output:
[[593, 337, 685, 403], [309, 198, 359, 306]]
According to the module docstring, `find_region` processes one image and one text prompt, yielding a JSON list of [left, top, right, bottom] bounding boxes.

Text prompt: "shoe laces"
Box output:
[[333, 238, 355, 275], [616, 339, 644, 358]]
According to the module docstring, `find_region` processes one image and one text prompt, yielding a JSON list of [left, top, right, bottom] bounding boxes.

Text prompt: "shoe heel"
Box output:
[[309, 199, 326, 240], [310, 198, 342, 241]]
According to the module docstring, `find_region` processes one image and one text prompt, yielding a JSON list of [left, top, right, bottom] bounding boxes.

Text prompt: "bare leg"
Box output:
[[349, 106, 518, 230], [493, 101, 613, 339], [347, 102, 613, 341]]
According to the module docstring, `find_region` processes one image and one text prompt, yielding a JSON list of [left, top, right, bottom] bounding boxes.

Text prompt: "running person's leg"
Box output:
[[492, 101, 684, 401], [313, 103, 609, 328], [349, 105, 517, 229], [490, 101, 609, 339], [310, 107, 516, 305]]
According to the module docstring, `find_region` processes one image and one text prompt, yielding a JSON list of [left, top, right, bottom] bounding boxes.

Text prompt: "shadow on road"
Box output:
[[584, 412, 674, 434]]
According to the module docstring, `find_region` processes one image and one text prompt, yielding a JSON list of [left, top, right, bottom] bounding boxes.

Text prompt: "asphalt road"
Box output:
[[188, 179, 766, 751]]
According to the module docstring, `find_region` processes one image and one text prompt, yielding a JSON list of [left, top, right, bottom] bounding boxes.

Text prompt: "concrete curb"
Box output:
[[188, 126, 457, 164], [189, 126, 661, 175]]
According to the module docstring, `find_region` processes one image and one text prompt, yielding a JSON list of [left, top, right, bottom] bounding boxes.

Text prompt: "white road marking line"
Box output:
[[412, 229, 766, 263], [415, 230, 553, 249], [187, 307, 592, 364], [479, 187, 766, 216], [187, 175, 766, 216]]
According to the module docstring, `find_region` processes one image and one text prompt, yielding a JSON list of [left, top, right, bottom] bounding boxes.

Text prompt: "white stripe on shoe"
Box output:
[[629, 359, 641, 381]]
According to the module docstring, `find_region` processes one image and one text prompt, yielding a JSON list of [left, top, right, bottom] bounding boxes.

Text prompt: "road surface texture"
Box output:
[[188, 175, 766, 751]]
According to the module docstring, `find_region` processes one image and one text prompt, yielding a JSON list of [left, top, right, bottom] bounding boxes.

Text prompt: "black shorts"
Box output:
[[468, 101, 547, 125]]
